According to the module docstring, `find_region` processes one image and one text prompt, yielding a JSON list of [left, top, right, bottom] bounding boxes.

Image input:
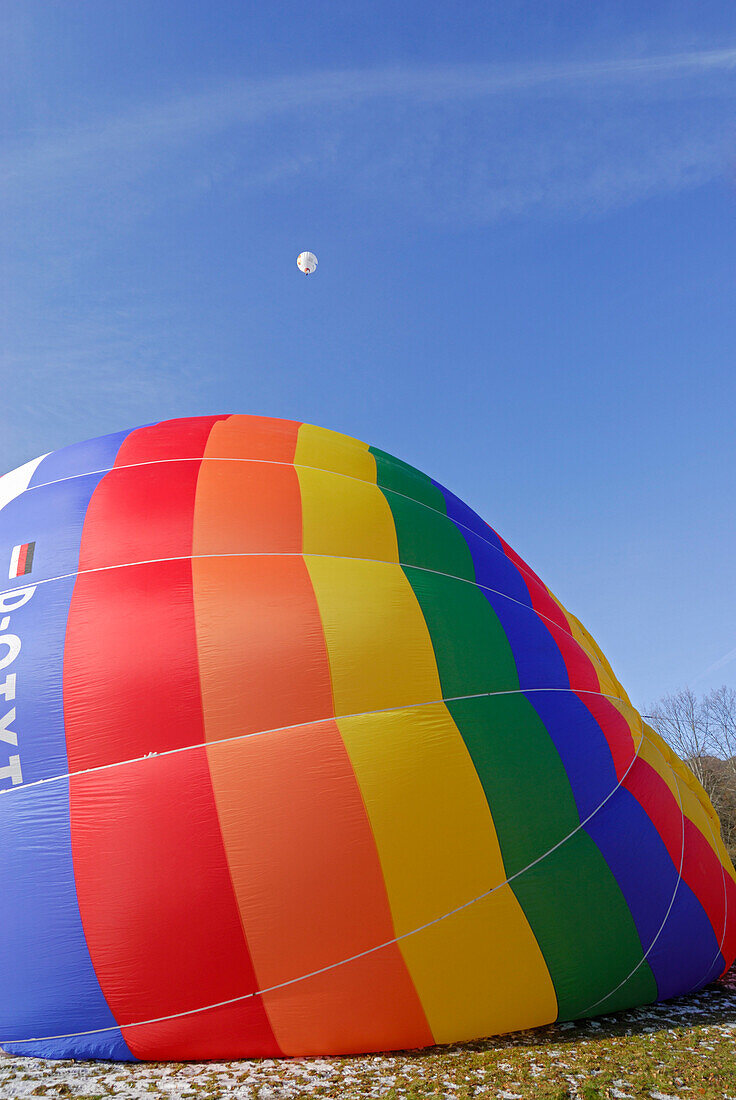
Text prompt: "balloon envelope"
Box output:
[[296, 251, 318, 274], [0, 414, 733, 1062]]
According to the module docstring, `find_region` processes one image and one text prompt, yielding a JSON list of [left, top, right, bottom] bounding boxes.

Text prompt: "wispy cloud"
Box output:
[[0, 302, 213, 472], [1, 46, 735, 225], [693, 644, 736, 684]]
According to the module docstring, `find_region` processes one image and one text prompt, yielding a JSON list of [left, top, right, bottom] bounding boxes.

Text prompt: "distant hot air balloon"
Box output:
[[296, 251, 318, 274], [0, 414, 734, 1062]]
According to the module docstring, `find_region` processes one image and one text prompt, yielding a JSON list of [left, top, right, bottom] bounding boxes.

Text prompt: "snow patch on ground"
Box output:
[[0, 973, 734, 1097]]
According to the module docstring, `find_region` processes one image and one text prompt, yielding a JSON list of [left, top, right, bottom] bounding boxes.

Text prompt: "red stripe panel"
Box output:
[[64, 417, 281, 1058], [682, 820, 736, 967], [70, 754, 280, 1058], [77, 462, 202, 574], [65, 560, 214, 770], [718, 862, 736, 970], [77, 417, 229, 574], [113, 416, 229, 466], [580, 693, 636, 782], [68, 450, 209, 767], [496, 534, 571, 634], [555, 631, 602, 695]]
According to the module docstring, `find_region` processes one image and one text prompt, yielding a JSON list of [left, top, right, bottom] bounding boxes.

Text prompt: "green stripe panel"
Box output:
[[403, 565, 518, 697], [376, 485, 476, 581], [370, 447, 448, 513], [372, 459, 657, 1019]]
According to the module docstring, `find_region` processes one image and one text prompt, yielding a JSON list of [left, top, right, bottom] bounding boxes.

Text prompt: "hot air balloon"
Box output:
[[0, 414, 733, 1062], [296, 251, 318, 274]]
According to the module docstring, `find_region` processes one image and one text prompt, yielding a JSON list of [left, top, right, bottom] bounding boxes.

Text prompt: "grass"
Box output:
[[1, 969, 735, 1099]]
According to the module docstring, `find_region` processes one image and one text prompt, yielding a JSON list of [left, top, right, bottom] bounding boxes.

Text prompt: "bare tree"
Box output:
[[647, 688, 714, 791], [703, 686, 736, 857], [706, 685, 736, 761]]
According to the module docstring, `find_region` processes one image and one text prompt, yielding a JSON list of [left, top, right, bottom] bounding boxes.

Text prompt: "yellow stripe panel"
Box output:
[[565, 613, 616, 697], [297, 464, 399, 564], [305, 555, 441, 715], [544, 586, 629, 704], [305, 551, 557, 1042], [337, 704, 558, 1042], [294, 423, 377, 484], [576, 616, 631, 706]]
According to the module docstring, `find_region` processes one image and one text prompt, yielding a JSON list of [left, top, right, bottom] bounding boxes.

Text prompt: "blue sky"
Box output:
[[1, 1, 735, 709]]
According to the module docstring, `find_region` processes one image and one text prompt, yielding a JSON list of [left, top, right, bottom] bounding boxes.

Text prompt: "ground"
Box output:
[[1, 972, 735, 1100]]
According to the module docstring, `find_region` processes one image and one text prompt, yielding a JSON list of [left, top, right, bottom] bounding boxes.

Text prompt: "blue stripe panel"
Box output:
[[0, 780, 135, 1060], [526, 690, 619, 821], [460, 526, 536, 607], [4, 1035, 136, 1060], [473, 574, 569, 690], [28, 428, 138, 489], [432, 479, 505, 549], [1, 471, 132, 595], [0, 441, 135, 1058], [690, 944, 727, 992], [586, 787, 723, 1001]]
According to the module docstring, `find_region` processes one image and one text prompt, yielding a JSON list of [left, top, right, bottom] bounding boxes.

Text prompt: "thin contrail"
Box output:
[[693, 645, 736, 684]]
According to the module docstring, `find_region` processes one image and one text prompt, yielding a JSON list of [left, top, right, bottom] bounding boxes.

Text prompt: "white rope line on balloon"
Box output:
[[576, 729, 686, 1016], [0, 548, 619, 693], [0, 542, 625, 806], [4, 450, 622, 690], [0, 711, 647, 1046], [4, 454, 512, 566], [2, 452, 577, 645], [0, 685, 640, 798]]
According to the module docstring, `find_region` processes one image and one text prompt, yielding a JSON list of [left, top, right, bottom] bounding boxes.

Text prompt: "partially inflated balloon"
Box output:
[[0, 414, 733, 1062]]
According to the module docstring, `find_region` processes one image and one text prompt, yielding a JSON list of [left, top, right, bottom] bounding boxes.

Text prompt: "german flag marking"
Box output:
[[9, 541, 35, 580]]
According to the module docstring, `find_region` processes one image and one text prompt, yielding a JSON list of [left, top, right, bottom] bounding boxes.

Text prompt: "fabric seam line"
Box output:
[[2, 454, 584, 646], [0, 685, 640, 797], [0, 550, 617, 686]]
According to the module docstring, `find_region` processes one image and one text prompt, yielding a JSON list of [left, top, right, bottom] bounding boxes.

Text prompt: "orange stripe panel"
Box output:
[[193, 452, 302, 558], [192, 554, 334, 742], [202, 414, 302, 464], [203, 713, 433, 1054], [191, 417, 431, 1053]]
